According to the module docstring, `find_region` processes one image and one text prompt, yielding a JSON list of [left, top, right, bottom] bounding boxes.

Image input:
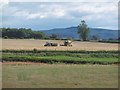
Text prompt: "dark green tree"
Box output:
[[1, 28, 46, 39], [78, 20, 90, 41], [32, 31, 45, 39]]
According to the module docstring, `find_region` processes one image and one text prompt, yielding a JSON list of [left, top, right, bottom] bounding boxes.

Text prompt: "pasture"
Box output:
[[2, 39, 118, 51], [2, 62, 118, 88]]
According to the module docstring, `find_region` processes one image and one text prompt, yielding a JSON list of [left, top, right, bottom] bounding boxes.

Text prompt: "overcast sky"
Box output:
[[1, 1, 118, 30]]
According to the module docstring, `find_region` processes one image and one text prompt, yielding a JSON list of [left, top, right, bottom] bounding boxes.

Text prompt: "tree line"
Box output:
[[0, 28, 48, 39], [0, 28, 64, 40]]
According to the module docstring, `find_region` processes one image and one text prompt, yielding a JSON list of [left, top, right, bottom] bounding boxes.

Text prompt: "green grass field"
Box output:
[[2, 63, 118, 88]]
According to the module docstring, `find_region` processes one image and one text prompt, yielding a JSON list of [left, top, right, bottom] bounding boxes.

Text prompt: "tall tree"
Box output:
[[78, 20, 90, 41]]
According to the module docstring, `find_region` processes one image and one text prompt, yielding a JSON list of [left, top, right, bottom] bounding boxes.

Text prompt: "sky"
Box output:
[[0, 0, 119, 30]]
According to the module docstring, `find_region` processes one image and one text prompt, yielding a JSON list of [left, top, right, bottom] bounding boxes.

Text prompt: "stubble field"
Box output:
[[2, 39, 118, 51]]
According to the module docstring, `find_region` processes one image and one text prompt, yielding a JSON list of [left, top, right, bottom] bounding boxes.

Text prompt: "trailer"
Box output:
[[44, 42, 58, 46]]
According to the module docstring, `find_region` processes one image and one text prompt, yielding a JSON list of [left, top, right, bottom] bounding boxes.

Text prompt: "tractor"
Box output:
[[60, 40, 72, 46]]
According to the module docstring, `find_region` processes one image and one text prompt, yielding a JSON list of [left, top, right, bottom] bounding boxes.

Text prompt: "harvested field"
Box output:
[[2, 39, 118, 51]]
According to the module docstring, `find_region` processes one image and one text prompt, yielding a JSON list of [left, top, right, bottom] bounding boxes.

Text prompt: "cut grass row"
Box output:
[[2, 54, 118, 64], [2, 49, 119, 54], [2, 50, 119, 65], [1, 49, 119, 58]]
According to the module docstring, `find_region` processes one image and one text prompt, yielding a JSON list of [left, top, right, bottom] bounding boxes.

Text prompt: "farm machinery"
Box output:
[[60, 40, 72, 46], [44, 40, 72, 47], [44, 42, 58, 46]]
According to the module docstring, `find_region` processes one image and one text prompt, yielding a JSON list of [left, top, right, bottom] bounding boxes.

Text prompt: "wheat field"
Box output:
[[2, 39, 118, 51]]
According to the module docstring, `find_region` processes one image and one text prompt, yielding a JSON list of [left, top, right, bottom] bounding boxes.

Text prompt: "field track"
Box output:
[[2, 39, 118, 51]]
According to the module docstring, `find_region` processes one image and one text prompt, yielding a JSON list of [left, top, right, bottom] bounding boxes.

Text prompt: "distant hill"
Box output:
[[41, 26, 118, 40]]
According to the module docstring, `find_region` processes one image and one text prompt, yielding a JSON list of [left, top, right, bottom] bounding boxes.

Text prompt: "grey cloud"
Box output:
[[1, 2, 118, 30]]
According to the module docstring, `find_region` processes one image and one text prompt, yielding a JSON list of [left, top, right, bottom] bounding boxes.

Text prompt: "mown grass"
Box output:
[[2, 50, 119, 65], [2, 49, 119, 54]]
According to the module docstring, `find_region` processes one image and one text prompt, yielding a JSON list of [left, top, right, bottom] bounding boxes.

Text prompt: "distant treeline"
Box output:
[[0, 28, 48, 39], [0, 28, 63, 39]]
